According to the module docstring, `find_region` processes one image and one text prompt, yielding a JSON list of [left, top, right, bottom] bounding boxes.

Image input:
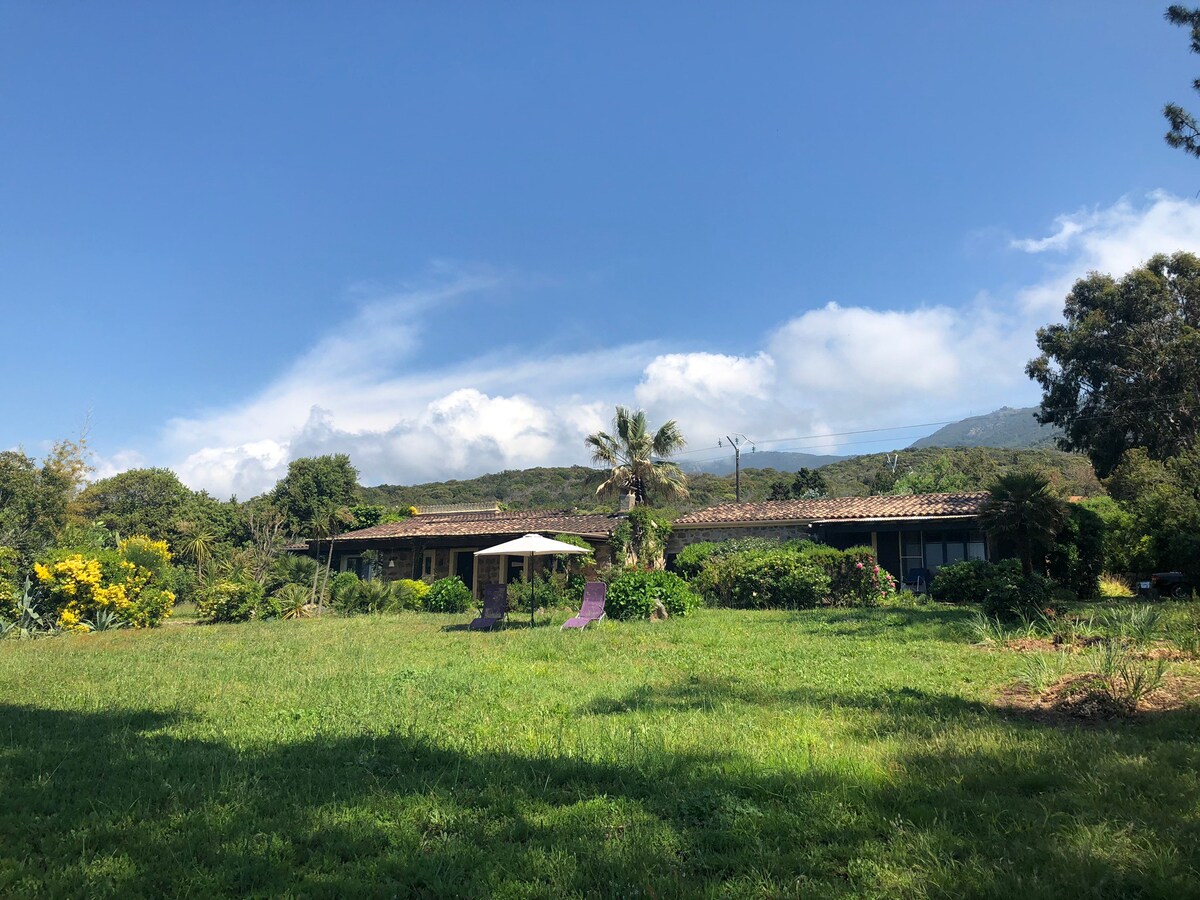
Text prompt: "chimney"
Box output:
[[619, 492, 636, 513]]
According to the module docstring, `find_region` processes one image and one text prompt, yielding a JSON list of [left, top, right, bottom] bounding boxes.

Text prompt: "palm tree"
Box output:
[[177, 523, 217, 581], [978, 472, 1067, 576], [585, 407, 689, 505], [309, 503, 353, 611]]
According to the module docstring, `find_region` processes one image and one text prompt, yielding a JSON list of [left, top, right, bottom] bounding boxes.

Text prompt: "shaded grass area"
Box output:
[[0, 607, 1197, 897]]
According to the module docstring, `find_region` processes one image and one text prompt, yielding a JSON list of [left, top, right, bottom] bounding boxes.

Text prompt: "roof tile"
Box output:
[[672, 492, 988, 526], [334, 510, 620, 542]]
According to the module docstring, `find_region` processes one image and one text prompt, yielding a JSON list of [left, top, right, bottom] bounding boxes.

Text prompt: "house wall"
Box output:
[[667, 524, 808, 555]]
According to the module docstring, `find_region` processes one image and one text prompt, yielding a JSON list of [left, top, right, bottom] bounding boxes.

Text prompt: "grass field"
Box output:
[[1, 606, 1198, 898]]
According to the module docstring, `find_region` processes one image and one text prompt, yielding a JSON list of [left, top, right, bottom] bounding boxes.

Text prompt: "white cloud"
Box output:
[[102, 192, 1200, 497]]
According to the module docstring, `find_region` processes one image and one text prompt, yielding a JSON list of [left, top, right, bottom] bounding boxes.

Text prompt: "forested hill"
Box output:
[[358, 447, 1101, 513], [908, 406, 1062, 450]]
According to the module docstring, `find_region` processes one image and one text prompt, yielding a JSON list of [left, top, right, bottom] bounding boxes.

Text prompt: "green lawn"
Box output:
[[1, 607, 1197, 898]]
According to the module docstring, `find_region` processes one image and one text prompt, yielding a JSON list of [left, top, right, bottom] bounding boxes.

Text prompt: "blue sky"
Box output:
[[4, 2, 1200, 496]]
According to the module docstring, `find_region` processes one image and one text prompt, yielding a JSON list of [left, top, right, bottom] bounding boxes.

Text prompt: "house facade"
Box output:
[[308, 505, 621, 598], [668, 492, 991, 583]]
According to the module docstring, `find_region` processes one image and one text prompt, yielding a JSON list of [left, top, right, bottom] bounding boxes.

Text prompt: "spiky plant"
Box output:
[[276, 584, 312, 620]]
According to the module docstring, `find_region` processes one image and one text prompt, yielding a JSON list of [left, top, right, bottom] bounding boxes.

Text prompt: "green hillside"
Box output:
[[909, 406, 1062, 450], [359, 447, 1101, 513]]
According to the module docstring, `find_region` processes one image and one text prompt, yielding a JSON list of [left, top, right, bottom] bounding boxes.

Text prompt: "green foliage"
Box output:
[[1088, 640, 1169, 714], [0, 546, 18, 620], [394, 579, 431, 611], [978, 560, 1054, 622], [424, 577, 472, 613], [348, 504, 408, 530], [274, 584, 312, 620], [0, 447, 80, 555], [328, 571, 362, 611], [72, 468, 193, 543], [270, 454, 359, 533], [930, 559, 993, 604], [727, 550, 829, 610], [1027, 251, 1200, 477], [197, 579, 278, 624], [800, 544, 896, 607], [609, 506, 673, 568], [1046, 503, 1105, 598], [1107, 448, 1200, 578], [767, 468, 828, 500], [605, 569, 699, 620]]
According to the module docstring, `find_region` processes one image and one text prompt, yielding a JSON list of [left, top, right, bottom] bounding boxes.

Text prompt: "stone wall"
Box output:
[[667, 524, 809, 555]]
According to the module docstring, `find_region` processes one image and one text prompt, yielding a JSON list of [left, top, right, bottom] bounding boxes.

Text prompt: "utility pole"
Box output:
[[719, 434, 756, 502]]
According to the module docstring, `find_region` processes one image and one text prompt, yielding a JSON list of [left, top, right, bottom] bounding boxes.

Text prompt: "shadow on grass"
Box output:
[[0, 695, 1197, 897], [785, 605, 981, 639]]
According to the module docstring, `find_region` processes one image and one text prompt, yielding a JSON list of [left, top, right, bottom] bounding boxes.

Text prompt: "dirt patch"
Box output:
[[996, 672, 1200, 724]]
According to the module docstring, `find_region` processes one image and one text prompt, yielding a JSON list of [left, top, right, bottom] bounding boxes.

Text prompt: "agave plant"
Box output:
[[11, 579, 54, 639], [83, 608, 127, 632], [276, 583, 312, 620]]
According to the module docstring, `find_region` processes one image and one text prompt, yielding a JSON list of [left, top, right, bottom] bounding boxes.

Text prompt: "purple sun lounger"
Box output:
[[561, 582, 606, 630], [469, 583, 508, 631]]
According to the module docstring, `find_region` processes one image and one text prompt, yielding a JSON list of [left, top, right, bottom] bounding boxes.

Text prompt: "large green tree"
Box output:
[[585, 407, 688, 505], [978, 472, 1067, 577], [1164, 5, 1200, 158], [72, 468, 193, 541], [270, 454, 360, 534], [1026, 252, 1200, 477]]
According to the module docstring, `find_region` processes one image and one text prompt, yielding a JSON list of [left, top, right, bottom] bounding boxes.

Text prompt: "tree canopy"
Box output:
[[270, 454, 359, 534], [1026, 251, 1200, 476]]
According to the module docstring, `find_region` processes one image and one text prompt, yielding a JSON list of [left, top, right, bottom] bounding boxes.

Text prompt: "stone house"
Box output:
[[311, 504, 621, 598], [668, 492, 992, 583]]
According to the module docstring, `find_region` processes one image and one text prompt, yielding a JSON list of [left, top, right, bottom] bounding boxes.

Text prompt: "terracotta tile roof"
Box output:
[[333, 510, 621, 542], [672, 492, 989, 527]]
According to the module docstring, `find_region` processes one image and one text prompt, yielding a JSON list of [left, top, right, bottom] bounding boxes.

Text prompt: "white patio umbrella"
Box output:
[[475, 534, 589, 627]]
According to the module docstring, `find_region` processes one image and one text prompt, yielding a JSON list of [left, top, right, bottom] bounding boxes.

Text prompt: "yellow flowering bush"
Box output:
[[34, 536, 175, 630]]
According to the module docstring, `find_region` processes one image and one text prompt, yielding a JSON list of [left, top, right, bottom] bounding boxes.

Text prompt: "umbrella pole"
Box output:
[[529, 552, 535, 627]]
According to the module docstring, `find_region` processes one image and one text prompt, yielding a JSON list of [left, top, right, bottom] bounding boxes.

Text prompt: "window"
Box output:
[[422, 550, 435, 580], [341, 556, 373, 580]]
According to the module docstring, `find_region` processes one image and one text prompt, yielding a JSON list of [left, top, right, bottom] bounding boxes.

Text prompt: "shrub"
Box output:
[[729, 550, 829, 610], [197, 579, 278, 623], [0, 546, 20, 621], [424, 576, 472, 613], [328, 571, 362, 611], [930, 559, 992, 604], [981, 569, 1054, 622], [606, 569, 700, 620], [394, 579, 430, 611], [800, 544, 894, 607], [1098, 574, 1135, 599]]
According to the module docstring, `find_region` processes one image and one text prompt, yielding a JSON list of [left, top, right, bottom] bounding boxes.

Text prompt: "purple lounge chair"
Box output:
[[561, 582, 606, 630], [469, 584, 508, 631]]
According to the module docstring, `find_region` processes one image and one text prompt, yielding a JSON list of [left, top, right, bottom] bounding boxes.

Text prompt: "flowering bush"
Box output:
[[800, 545, 895, 607], [34, 537, 176, 630]]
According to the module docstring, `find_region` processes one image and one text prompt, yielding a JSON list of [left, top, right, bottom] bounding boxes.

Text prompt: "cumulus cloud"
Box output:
[[117, 191, 1200, 497]]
